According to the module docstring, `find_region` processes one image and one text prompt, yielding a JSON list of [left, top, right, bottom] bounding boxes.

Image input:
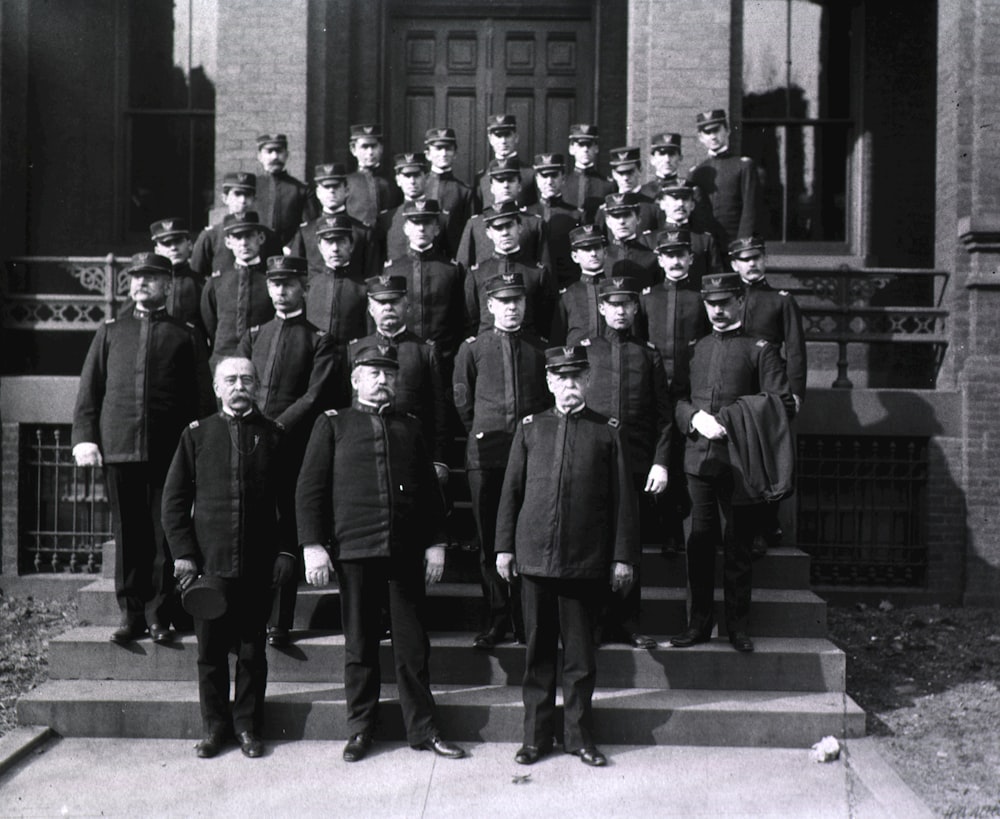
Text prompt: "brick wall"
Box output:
[[627, 0, 732, 170], [214, 0, 309, 185]]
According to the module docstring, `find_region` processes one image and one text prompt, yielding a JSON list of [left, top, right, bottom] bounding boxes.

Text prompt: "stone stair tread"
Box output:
[[22, 678, 863, 714]]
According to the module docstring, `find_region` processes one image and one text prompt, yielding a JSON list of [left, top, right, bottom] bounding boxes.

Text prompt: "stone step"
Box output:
[[78, 580, 827, 637], [48, 628, 846, 693], [18, 679, 865, 748]]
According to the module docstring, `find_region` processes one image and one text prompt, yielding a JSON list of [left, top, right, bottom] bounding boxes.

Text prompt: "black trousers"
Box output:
[[336, 557, 437, 745], [194, 577, 271, 736], [104, 462, 174, 627], [685, 471, 754, 633], [269, 436, 308, 632], [467, 466, 523, 635], [522, 575, 603, 752]]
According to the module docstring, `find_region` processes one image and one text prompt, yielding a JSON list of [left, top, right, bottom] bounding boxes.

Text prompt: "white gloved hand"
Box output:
[[424, 545, 446, 584], [610, 561, 634, 592], [303, 544, 333, 587], [72, 442, 103, 467], [496, 552, 517, 582], [691, 410, 728, 441], [644, 464, 668, 494], [173, 558, 198, 591]]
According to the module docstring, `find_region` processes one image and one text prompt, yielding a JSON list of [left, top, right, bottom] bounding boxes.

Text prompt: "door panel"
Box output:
[[388, 14, 592, 184]]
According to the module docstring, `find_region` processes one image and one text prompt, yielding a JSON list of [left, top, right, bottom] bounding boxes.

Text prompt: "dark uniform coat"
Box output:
[[384, 250, 465, 363], [496, 406, 639, 578], [604, 236, 662, 290], [525, 197, 583, 286], [347, 331, 450, 465], [346, 168, 401, 228], [424, 169, 474, 257], [639, 173, 680, 201], [452, 328, 551, 469], [237, 313, 338, 439], [296, 404, 448, 560], [673, 328, 794, 477], [163, 409, 288, 580], [304, 264, 370, 345], [582, 333, 672, 475], [455, 208, 547, 270], [689, 152, 760, 249], [549, 273, 607, 346], [255, 170, 309, 246], [72, 308, 213, 470], [286, 211, 380, 279], [376, 202, 450, 262], [190, 222, 284, 277], [200, 261, 275, 359], [563, 167, 614, 223], [464, 256, 557, 339], [637, 275, 711, 382], [741, 278, 807, 398], [120, 262, 207, 338]]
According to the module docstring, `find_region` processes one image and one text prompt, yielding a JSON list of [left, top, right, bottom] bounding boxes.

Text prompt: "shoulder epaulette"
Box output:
[[324, 409, 338, 416], [522, 414, 533, 424], [348, 337, 359, 345], [299, 220, 308, 227], [646, 341, 657, 350], [384, 259, 393, 268], [580, 338, 592, 346], [185, 321, 197, 330], [740, 156, 753, 164], [536, 261, 545, 268], [315, 329, 326, 338], [642, 287, 652, 295], [470, 264, 480, 271], [756, 338, 768, 347], [449, 258, 459, 265], [188, 420, 199, 429], [688, 338, 698, 346], [779, 290, 789, 296], [211, 270, 222, 278], [558, 287, 568, 295], [377, 208, 389, 215], [641, 229, 652, 236], [425, 338, 436, 347], [465, 336, 476, 344], [105, 318, 116, 325], [607, 417, 620, 428], [249, 324, 260, 333]]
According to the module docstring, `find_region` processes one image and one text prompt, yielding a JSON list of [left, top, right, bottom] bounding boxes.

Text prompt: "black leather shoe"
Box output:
[[343, 733, 373, 762], [473, 626, 506, 650], [729, 631, 755, 653], [629, 633, 658, 650], [514, 744, 549, 765], [266, 627, 289, 648], [149, 623, 173, 644], [110, 621, 146, 645], [195, 732, 227, 759], [412, 735, 466, 759], [670, 625, 713, 648], [569, 746, 607, 767], [236, 730, 264, 758]]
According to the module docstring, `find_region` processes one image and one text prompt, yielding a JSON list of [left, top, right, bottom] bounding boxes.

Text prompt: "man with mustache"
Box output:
[[165, 356, 294, 759], [296, 344, 465, 763], [73, 252, 214, 645], [496, 345, 639, 768], [254, 133, 308, 247]]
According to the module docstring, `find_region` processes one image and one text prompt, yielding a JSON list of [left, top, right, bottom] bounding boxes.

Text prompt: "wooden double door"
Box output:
[[386, 12, 595, 184]]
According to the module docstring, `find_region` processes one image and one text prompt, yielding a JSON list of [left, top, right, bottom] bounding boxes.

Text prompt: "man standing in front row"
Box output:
[[496, 346, 639, 769], [296, 344, 465, 763], [670, 273, 795, 654], [72, 252, 213, 645], [163, 357, 295, 759]]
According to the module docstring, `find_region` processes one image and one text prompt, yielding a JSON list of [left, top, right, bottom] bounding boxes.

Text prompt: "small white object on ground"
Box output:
[[810, 735, 841, 763]]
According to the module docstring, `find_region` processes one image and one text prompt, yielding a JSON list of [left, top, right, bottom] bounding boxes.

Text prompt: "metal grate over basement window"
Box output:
[[796, 435, 928, 587], [20, 425, 110, 575]]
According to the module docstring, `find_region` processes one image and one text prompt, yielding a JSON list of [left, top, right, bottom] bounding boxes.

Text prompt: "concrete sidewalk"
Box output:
[[0, 734, 931, 818]]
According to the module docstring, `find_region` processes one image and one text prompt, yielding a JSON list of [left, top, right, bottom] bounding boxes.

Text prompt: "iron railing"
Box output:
[[796, 435, 928, 586], [772, 265, 949, 388], [22, 425, 109, 574]]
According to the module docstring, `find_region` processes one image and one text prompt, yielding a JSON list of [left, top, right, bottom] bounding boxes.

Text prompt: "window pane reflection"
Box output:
[[742, 0, 853, 244]]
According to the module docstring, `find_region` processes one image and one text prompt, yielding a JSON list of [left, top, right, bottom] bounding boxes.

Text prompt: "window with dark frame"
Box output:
[[741, 0, 854, 247], [125, 0, 217, 236]]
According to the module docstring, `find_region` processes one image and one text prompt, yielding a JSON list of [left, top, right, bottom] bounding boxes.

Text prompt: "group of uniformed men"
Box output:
[[71, 107, 806, 767]]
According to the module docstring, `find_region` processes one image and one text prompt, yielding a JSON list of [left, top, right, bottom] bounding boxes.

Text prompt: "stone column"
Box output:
[[936, 0, 1000, 605]]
